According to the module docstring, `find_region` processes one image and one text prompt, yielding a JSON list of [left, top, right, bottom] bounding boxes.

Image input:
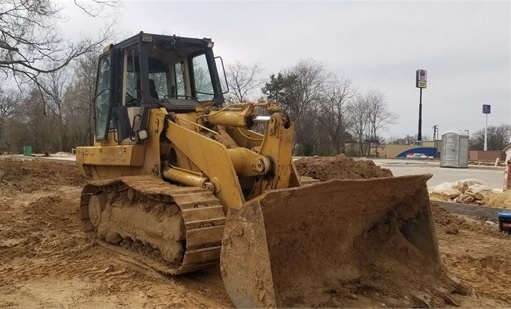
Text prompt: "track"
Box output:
[[79, 175, 225, 275]]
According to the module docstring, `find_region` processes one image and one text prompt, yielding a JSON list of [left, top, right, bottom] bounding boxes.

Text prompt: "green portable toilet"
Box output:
[[23, 146, 32, 156]]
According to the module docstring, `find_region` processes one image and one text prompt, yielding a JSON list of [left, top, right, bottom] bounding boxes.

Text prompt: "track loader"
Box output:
[[77, 32, 465, 308]]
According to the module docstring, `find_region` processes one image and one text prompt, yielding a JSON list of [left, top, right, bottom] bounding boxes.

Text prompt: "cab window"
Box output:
[[174, 62, 186, 98], [192, 54, 214, 101], [95, 54, 111, 140], [124, 49, 139, 105], [149, 71, 166, 98]]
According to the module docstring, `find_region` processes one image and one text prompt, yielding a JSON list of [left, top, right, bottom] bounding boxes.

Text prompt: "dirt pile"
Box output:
[[431, 203, 511, 304], [0, 157, 86, 193], [294, 155, 393, 181]]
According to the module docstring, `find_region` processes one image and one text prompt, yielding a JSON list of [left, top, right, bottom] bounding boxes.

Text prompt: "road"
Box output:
[[373, 159, 504, 189]]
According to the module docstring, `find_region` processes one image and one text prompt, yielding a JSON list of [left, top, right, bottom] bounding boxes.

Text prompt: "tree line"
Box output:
[[0, 54, 98, 153], [469, 125, 511, 151], [225, 60, 397, 156], [1, 0, 399, 157], [2, 1, 508, 156], [0, 0, 112, 154], [4, 49, 508, 156], [0, 56, 399, 156], [0, 0, 398, 157]]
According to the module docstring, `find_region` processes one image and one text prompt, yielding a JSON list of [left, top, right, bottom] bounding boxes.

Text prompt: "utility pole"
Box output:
[[433, 125, 438, 158], [416, 69, 427, 144], [432, 125, 438, 140]]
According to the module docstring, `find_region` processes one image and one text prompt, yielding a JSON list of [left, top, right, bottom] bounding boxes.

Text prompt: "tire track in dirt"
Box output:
[[0, 159, 232, 308]]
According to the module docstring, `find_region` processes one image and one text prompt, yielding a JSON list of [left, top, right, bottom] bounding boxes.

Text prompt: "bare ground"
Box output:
[[0, 156, 510, 308]]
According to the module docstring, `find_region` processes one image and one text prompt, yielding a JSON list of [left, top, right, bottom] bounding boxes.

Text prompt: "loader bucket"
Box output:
[[220, 175, 461, 308]]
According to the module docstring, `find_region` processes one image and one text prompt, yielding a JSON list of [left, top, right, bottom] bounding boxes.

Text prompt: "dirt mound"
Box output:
[[431, 202, 511, 304], [294, 155, 393, 181], [0, 158, 86, 193], [431, 202, 507, 238]]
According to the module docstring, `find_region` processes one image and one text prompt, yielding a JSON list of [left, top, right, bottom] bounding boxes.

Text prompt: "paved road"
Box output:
[[373, 159, 505, 190]]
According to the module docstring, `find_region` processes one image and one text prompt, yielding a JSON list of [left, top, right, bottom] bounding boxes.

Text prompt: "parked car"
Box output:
[[406, 153, 431, 159]]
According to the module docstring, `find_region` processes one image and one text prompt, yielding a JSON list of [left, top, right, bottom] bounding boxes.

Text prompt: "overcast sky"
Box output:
[[62, 0, 510, 140]]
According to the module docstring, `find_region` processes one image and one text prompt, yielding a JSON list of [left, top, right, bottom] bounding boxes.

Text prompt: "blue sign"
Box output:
[[482, 104, 491, 114]]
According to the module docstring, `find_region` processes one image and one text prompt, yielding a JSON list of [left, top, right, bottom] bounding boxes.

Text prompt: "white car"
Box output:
[[406, 153, 429, 159]]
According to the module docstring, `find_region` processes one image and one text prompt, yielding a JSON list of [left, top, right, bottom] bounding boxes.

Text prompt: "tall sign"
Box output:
[[482, 104, 491, 151], [416, 69, 427, 88], [416, 69, 427, 142]]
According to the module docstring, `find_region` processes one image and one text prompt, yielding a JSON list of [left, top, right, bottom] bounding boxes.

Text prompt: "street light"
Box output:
[[433, 124, 438, 158]]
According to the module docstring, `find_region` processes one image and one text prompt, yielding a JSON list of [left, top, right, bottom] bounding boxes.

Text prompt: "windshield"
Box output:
[[121, 41, 219, 106]]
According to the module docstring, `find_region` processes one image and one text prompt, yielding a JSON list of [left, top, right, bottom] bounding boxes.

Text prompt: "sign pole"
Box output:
[[418, 88, 423, 142], [484, 113, 488, 151], [482, 104, 491, 151], [415, 69, 427, 144]]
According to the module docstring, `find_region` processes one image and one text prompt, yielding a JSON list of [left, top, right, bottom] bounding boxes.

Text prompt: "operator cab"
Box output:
[[94, 32, 225, 144]]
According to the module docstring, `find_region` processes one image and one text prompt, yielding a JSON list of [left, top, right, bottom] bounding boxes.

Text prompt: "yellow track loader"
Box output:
[[77, 32, 463, 308]]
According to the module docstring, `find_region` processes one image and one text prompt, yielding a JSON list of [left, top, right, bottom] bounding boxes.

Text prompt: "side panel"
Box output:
[[76, 108, 166, 180], [78, 145, 146, 166]]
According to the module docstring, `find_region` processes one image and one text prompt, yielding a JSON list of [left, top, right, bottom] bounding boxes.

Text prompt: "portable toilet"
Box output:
[[440, 131, 469, 168]]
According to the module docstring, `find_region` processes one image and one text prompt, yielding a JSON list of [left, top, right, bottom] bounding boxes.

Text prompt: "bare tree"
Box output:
[[348, 94, 371, 156], [262, 60, 395, 156], [470, 125, 511, 151], [348, 90, 397, 156], [365, 90, 398, 156], [0, 87, 18, 120], [63, 53, 98, 147], [282, 60, 330, 123], [40, 68, 72, 151], [279, 59, 330, 154], [0, 0, 115, 95], [2, 53, 99, 154], [73, 0, 118, 17], [3, 87, 60, 153], [225, 61, 262, 103], [0, 86, 20, 151], [316, 77, 356, 154]]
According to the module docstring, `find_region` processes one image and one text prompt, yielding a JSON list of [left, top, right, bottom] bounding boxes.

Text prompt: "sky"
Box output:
[[60, 0, 511, 140]]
